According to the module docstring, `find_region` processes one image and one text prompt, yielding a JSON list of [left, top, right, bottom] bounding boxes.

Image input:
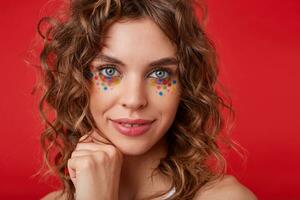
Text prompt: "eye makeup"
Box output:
[[90, 64, 121, 92], [90, 64, 178, 95], [150, 78, 177, 96]]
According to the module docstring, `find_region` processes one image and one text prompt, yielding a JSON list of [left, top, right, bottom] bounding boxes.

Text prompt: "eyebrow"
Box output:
[[95, 53, 178, 67]]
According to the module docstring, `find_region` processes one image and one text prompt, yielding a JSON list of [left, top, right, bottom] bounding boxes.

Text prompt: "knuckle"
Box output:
[[94, 151, 109, 163], [67, 158, 72, 166], [71, 151, 77, 158], [75, 143, 82, 150], [80, 156, 96, 169], [106, 146, 123, 161], [108, 146, 118, 156]]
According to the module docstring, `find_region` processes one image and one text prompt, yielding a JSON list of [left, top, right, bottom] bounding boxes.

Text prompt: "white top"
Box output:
[[74, 187, 176, 199]]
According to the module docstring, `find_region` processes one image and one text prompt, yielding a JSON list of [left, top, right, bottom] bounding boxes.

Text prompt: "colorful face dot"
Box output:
[[95, 74, 121, 92], [149, 78, 177, 97], [90, 65, 121, 92]]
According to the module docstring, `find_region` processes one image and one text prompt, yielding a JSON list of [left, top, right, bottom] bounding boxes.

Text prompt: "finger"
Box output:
[[71, 150, 94, 158], [67, 158, 77, 186], [68, 155, 96, 176], [75, 143, 123, 160], [67, 156, 86, 178], [75, 142, 115, 152], [78, 134, 93, 143]]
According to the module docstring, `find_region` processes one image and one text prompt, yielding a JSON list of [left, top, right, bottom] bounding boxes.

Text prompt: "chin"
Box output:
[[111, 138, 155, 156]]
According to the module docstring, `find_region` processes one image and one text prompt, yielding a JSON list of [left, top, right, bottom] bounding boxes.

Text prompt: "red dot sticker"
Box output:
[[162, 80, 168, 84]]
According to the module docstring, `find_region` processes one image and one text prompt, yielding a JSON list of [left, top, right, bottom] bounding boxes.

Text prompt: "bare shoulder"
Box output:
[[193, 175, 257, 200], [41, 190, 67, 200]]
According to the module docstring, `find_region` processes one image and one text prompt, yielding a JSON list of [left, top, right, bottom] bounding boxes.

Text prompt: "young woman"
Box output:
[[37, 0, 257, 199]]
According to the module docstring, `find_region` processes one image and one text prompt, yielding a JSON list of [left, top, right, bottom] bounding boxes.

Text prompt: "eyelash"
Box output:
[[96, 64, 173, 80]]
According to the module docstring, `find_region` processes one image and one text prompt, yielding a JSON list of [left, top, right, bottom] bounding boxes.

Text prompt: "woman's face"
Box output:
[[89, 18, 181, 155]]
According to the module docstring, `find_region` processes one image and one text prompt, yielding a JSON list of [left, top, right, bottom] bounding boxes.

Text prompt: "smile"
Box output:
[[110, 118, 155, 137]]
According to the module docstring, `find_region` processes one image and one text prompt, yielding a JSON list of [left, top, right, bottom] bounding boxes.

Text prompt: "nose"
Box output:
[[119, 77, 147, 110]]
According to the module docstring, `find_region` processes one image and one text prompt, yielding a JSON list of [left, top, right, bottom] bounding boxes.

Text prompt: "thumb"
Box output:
[[67, 158, 77, 187]]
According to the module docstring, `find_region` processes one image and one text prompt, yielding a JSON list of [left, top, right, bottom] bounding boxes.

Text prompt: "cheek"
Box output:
[[89, 88, 116, 133], [93, 73, 121, 92], [148, 78, 178, 97], [148, 78, 181, 117]]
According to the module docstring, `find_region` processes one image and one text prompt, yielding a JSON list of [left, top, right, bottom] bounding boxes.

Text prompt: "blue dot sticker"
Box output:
[[172, 80, 177, 84], [159, 91, 163, 96]]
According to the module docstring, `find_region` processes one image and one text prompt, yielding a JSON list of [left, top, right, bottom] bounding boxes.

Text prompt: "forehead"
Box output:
[[100, 18, 177, 61]]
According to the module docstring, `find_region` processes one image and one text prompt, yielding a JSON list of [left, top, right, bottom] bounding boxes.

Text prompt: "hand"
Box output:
[[67, 131, 124, 200]]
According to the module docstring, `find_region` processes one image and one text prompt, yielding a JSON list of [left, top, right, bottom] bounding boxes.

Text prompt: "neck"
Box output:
[[118, 136, 171, 199]]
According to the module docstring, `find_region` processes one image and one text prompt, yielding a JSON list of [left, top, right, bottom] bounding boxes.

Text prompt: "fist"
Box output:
[[67, 131, 123, 200]]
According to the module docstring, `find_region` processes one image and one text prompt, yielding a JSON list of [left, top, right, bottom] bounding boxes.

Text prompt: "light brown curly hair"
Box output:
[[34, 0, 236, 199]]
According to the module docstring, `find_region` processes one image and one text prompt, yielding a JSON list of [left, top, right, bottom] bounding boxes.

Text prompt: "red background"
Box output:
[[0, 0, 299, 199]]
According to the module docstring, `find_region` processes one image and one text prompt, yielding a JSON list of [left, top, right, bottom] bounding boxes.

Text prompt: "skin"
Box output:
[[70, 17, 181, 200], [42, 18, 257, 200], [42, 175, 258, 200]]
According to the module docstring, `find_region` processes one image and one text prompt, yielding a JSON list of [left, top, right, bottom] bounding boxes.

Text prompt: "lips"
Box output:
[[110, 118, 155, 137], [111, 118, 154, 124]]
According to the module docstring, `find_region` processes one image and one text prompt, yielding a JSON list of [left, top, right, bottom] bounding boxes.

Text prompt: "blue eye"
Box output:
[[96, 65, 172, 80], [98, 66, 120, 78], [149, 68, 171, 80]]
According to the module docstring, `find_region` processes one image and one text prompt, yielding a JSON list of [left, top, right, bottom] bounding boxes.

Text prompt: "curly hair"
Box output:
[[34, 0, 235, 199]]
